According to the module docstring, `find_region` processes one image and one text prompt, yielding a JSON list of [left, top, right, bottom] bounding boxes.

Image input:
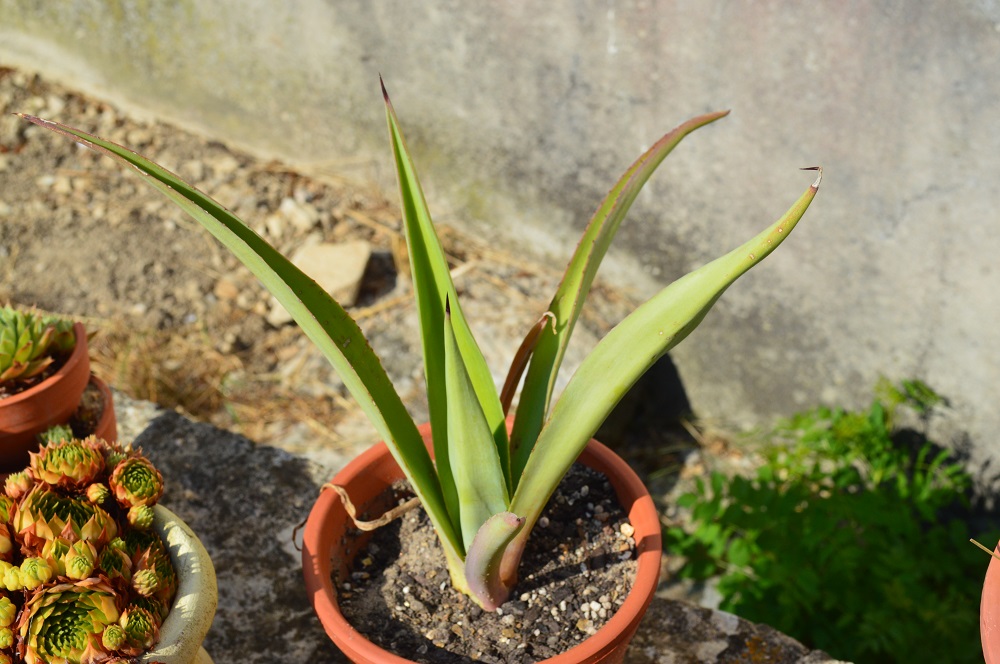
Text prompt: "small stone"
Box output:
[[278, 197, 320, 232], [126, 127, 153, 146], [44, 94, 65, 116], [180, 160, 205, 182], [51, 175, 71, 195], [207, 154, 241, 176], [214, 278, 240, 300], [620, 523, 635, 538], [267, 240, 372, 325], [576, 618, 592, 632]]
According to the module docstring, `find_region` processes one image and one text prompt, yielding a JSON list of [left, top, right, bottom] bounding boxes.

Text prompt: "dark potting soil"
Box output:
[[69, 380, 105, 438], [337, 464, 639, 663]]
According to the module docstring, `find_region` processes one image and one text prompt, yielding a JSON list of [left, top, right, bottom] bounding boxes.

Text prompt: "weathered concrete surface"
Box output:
[[1, 2, 998, 472], [119, 395, 843, 663]]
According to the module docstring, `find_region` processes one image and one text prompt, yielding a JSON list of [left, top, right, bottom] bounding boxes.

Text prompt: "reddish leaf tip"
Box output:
[[380, 76, 390, 103]]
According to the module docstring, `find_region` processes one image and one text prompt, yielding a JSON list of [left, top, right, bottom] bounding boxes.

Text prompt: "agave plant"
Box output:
[[0, 307, 75, 391], [0, 433, 175, 663], [20, 82, 820, 610]]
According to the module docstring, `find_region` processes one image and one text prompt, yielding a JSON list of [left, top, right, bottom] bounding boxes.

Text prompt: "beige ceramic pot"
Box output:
[[141, 506, 218, 664], [302, 423, 660, 664]]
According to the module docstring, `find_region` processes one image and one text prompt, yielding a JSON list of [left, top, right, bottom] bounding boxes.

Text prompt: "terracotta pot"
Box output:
[[141, 505, 219, 664], [0, 322, 90, 465], [982, 540, 1000, 662], [89, 375, 118, 443], [302, 423, 661, 663]]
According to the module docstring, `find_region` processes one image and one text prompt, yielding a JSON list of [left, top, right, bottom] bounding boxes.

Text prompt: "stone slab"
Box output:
[[123, 396, 843, 663]]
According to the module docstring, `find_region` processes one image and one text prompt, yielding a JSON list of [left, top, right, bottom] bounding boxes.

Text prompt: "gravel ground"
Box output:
[[0, 65, 642, 465]]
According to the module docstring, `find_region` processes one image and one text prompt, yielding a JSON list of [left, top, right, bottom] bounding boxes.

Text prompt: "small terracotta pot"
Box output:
[[0, 322, 90, 465], [90, 375, 118, 443], [302, 423, 661, 664], [981, 540, 1000, 662]]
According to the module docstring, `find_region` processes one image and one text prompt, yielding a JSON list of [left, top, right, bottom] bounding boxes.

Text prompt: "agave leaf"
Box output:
[[464, 511, 524, 611], [18, 113, 465, 559], [503, 170, 821, 582], [509, 110, 730, 483], [443, 301, 510, 548], [383, 82, 511, 512]]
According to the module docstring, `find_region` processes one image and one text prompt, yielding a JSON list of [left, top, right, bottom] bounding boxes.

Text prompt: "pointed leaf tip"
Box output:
[[380, 76, 390, 103], [801, 166, 823, 189]]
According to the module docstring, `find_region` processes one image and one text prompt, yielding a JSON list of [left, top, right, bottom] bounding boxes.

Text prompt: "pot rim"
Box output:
[[302, 429, 661, 663], [0, 322, 91, 456], [982, 539, 1000, 662], [141, 505, 219, 664], [89, 374, 118, 444]]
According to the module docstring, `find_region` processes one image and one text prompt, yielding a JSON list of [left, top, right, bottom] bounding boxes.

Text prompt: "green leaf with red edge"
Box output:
[[464, 511, 524, 611], [443, 300, 510, 548], [509, 110, 730, 484], [505, 171, 822, 569], [17, 113, 467, 561], [383, 83, 511, 522]]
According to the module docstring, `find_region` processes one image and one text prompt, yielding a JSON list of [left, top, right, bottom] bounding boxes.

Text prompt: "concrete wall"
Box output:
[[2, 1, 998, 472]]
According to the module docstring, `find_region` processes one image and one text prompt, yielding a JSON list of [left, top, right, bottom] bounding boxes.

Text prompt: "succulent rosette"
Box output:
[[96, 546, 132, 586], [84, 485, 109, 507], [117, 606, 158, 655], [108, 458, 163, 509], [16, 579, 120, 664], [4, 475, 32, 503], [64, 542, 98, 581], [0, 434, 178, 662], [13, 486, 117, 553], [18, 558, 53, 591], [29, 439, 105, 490], [0, 307, 75, 387], [122, 533, 176, 613]]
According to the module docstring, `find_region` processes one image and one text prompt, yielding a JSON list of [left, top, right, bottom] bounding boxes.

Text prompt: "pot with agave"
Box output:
[[20, 81, 820, 661], [0, 430, 216, 663], [0, 307, 117, 467]]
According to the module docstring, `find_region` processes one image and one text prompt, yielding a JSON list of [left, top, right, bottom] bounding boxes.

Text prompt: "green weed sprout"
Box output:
[[20, 80, 820, 610]]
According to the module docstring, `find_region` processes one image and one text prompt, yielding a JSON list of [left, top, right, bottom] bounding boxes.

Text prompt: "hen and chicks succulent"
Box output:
[[0, 434, 175, 663], [0, 308, 75, 396]]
